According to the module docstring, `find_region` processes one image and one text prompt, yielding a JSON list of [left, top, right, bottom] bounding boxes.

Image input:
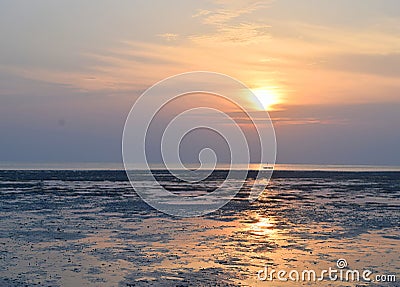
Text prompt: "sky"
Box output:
[[0, 0, 399, 165]]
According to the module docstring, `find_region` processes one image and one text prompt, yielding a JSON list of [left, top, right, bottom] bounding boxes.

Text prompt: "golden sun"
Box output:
[[252, 88, 281, 111]]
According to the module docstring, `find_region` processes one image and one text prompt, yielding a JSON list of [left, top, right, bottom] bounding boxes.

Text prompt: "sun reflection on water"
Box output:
[[249, 216, 275, 236]]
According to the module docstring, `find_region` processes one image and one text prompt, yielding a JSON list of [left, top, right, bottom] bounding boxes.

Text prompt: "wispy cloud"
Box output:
[[2, 0, 399, 109], [191, 0, 271, 44], [191, 22, 270, 44], [157, 33, 179, 42], [322, 53, 400, 77], [193, 0, 266, 25]]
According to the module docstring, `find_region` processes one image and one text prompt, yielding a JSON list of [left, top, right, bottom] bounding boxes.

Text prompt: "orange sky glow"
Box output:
[[1, 0, 399, 165]]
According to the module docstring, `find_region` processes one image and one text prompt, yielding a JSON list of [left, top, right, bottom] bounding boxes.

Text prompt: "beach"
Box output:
[[0, 169, 398, 286]]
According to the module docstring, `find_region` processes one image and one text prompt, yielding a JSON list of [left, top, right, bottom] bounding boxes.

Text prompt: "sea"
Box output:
[[0, 164, 398, 286]]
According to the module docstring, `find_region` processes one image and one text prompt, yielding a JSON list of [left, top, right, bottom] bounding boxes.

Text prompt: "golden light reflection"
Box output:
[[247, 214, 277, 237], [252, 88, 281, 111]]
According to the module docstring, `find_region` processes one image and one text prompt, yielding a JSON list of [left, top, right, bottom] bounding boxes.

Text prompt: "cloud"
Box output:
[[190, 22, 270, 44], [273, 102, 400, 165], [268, 21, 400, 55], [157, 33, 179, 41], [322, 53, 400, 77], [270, 102, 400, 126], [193, 1, 265, 25], [2, 1, 399, 108], [191, 0, 271, 44]]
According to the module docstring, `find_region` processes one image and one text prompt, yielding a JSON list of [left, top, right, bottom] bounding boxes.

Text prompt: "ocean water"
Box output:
[[0, 169, 398, 286]]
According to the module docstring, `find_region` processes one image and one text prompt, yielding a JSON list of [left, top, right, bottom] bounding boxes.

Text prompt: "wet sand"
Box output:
[[0, 170, 398, 286]]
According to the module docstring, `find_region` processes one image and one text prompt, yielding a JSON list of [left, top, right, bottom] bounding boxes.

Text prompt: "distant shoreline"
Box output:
[[1, 162, 400, 172]]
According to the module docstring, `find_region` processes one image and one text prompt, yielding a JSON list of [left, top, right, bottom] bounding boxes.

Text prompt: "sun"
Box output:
[[252, 88, 281, 111]]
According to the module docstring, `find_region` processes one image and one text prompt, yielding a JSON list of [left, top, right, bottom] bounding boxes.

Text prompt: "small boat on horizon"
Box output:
[[263, 164, 274, 170]]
